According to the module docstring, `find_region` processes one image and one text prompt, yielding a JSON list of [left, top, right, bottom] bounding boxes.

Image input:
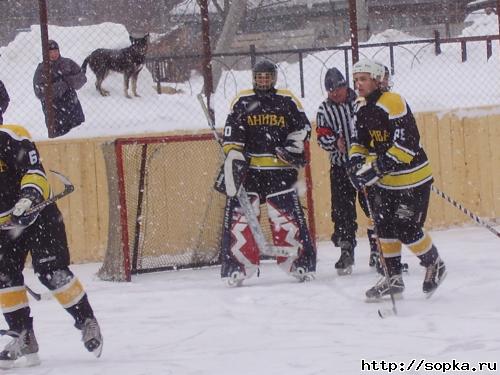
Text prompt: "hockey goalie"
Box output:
[[217, 59, 316, 287]]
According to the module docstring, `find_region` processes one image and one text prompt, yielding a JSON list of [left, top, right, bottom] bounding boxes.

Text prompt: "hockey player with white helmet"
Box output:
[[348, 58, 447, 300], [218, 59, 316, 286]]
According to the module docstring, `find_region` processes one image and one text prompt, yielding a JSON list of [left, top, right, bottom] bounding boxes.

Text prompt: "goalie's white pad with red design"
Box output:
[[266, 188, 303, 273], [228, 192, 260, 278]]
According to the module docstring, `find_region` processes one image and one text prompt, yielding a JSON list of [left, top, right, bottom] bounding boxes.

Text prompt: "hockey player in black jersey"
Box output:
[[219, 59, 316, 286], [0, 124, 103, 368], [348, 59, 446, 299]]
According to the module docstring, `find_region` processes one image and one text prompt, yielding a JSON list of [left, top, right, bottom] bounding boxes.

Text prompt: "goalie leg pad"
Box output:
[[220, 195, 260, 281], [266, 188, 316, 276]]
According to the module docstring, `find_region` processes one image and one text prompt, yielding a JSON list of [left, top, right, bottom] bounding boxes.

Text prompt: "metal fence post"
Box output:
[[199, 0, 214, 114], [389, 44, 395, 74], [348, 0, 360, 64], [38, 0, 55, 138], [298, 51, 304, 98], [434, 30, 441, 55], [250, 44, 256, 68]]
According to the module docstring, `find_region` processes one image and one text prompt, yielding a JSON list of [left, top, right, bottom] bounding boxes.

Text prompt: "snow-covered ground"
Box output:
[[9, 226, 498, 374], [0, 11, 499, 140], [1, 9, 499, 374]]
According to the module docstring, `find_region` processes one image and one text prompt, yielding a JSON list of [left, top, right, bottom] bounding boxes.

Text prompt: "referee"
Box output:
[[315, 67, 376, 275]]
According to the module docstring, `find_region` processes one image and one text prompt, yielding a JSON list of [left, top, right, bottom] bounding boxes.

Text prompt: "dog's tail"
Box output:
[[81, 56, 90, 74]]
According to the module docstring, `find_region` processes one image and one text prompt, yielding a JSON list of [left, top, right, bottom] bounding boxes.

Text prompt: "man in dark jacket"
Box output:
[[33, 40, 86, 138], [0, 80, 9, 124]]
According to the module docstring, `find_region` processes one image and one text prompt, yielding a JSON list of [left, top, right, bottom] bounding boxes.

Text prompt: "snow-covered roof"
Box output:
[[169, 0, 343, 15]]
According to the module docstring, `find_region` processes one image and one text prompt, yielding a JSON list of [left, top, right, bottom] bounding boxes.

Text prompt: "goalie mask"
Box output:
[[253, 60, 277, 92]]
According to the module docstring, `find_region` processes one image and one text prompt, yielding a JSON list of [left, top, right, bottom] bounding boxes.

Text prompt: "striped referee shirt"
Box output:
[[316, 88, 356, 166]]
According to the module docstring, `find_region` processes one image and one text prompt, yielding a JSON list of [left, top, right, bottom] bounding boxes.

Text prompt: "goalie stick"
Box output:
[[0, 170, 75, 231], [431, 185, 500, 239], [197, 94, 297, 258]]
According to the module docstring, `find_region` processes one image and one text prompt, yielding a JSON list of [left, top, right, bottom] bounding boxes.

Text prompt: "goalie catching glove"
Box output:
[[11, 188, 43, 227], [275, 129, 307, 168]]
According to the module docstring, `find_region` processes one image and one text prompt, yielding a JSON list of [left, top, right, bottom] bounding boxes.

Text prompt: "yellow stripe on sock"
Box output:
[[407, 233, 433, 256], [0, 286, 29, 313], [52, 278, 85, 308], [379, 238, 402, 257]]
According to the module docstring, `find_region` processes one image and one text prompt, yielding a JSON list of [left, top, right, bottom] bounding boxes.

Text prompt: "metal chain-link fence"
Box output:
[[0, 2, 499, 140]]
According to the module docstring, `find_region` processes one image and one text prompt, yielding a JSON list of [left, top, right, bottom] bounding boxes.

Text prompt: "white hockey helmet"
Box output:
[[352, 59, 385, 82]]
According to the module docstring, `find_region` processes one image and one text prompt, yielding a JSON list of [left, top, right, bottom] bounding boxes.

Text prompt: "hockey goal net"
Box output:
[[98, 133, 316, 281]]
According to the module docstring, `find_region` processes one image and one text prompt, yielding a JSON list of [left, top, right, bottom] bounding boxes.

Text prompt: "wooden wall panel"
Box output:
[[449, 115, 467, 225], [31, 110, 500, 263], [488, 116, 500, 216], [462, 118, 482, 215], [478, 120, 495, 218], [434, 115, 457, 226], [94, 141, 109, 259], [418, 113, 446, 228], [308, 133, 335, 240]]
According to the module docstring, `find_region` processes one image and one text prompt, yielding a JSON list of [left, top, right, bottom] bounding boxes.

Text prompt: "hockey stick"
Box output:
[[0, 170, 74, 230], [362, 188, 398, 318], [197, 94, 297, 258], [431, 185, 500, 239], [25, 285, 42, 301]]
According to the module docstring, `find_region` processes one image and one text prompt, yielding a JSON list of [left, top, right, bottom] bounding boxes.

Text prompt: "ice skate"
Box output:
[[288, 253, 316, 282], [365, 274, 405, 301], [335, 246, 354, 276], [224, 270, 246, 287], [369, 250, 379, 268], [290, 265, 315, 282], [423, 258, 447, 298], [372, 255, 409, 276], [0, 328, 40, 369], [76, 318, 103, 358]]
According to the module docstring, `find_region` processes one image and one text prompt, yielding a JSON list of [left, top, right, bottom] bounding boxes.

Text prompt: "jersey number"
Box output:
[[224, 126, 231, 137], [394, 128, 406, 141]]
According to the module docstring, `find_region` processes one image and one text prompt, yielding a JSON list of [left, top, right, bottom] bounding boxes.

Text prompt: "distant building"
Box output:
[[466, 0, 498, 13], [1, 0, 481, 47]]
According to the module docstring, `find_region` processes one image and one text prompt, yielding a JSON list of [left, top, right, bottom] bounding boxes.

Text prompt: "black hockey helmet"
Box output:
[[324, 67, 347, 91], [252, 59, 277, 92]]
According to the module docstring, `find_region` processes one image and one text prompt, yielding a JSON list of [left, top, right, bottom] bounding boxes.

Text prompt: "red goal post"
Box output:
[[98, 133, 317, 281]]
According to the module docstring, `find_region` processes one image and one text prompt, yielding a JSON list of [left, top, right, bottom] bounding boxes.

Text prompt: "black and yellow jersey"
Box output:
[[349, 89, 433, 190], [0, 124, 51, 225], [223, 88, 311, 170]]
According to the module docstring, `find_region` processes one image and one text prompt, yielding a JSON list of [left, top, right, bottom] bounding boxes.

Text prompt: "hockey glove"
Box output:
[[276, 129, 308, 168], [345, 156, 364, 175], [349, 161, 383, 190], [11, 188, 43, 227], [275, 146, 307, 168], [224, 149, 248, 197]]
